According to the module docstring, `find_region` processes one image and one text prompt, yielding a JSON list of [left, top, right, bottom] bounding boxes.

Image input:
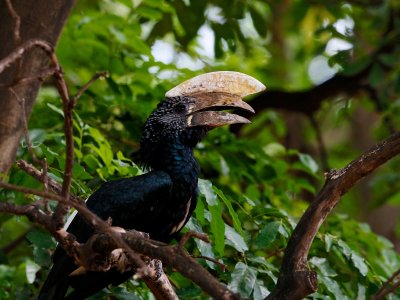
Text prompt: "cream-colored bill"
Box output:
[[165, 71, 266, 98]]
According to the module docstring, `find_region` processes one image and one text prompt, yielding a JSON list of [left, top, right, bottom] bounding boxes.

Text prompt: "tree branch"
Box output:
[[372, 269, 400, 300], [0, 178, 236, 299], [267, 131, 400, 299]]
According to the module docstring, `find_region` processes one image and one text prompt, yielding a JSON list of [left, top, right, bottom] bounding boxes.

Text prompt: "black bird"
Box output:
[[38, 71, 265, 299]]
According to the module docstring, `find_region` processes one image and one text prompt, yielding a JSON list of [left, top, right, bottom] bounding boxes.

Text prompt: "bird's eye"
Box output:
[[174, 104, 186, 114]]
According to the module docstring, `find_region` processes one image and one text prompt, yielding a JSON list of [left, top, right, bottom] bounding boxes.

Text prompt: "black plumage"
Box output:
[[38, 72, 261, 299]]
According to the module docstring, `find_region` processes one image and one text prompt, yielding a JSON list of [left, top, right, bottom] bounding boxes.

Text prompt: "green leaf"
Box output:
[[186, 218, 217, 269], [336, 240, 368, 276], [368, 63, 384, 88], [263, 142, 286, 157], [253, 280, 270, 300], [228, 262, 257, 298], [83, 154, 102, 170], [319, 276, 349, 300], [324, 234, 334, 252], [198, 179, 217, 206], [309, 257, 337, 277], [225, 225, 248, 253], [249, 7, 267, 37], [209, 202, 225, 256], [26, 230, 56, 249], [387, 192, 400, 205], [215, 187, 244, 236], [298, 153, 319, 174], [351, 252, 369, 276], [25, 260, 40, 284], [255, 221, 280, 248], [194, 196, 205, 225], [46, 103, 64, 117], [130, 35, 151, 55]]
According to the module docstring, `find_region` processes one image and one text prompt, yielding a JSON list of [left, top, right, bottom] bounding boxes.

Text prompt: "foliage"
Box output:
[[1, 0, 400, 299]]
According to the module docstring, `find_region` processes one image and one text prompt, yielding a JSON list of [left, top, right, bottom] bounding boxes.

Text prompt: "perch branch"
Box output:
[[0, 178, 236, 299], [0, 37, 182, 299], [267, 131, 400, 299]]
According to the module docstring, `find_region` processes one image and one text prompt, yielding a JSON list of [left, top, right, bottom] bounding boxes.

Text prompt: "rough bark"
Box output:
[[0, 0, 75, 173], [267, 131, 400, 299]]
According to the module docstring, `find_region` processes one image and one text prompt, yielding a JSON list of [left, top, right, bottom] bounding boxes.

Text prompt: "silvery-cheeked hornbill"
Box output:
[[38, 71, 265, 299]]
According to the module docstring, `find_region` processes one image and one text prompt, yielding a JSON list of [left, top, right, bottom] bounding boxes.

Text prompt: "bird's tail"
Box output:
[[38, 268, 70, 300]]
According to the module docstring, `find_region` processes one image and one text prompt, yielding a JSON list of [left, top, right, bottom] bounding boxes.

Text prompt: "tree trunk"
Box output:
[[0, 0, 75, 173]]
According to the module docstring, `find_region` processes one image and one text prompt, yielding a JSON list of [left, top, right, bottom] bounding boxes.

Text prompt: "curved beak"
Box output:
[[187, 92, 254, 128], [165, 71, 265, 128]]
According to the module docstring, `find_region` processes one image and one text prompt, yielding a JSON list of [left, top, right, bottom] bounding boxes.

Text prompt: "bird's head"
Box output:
[[140, 71, 265, 169]]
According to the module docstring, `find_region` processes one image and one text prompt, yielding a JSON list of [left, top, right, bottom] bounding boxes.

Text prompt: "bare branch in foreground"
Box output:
[[0, 37, 182, 299], [81, 230, 240, 300], [372, 269, 400, 300], [0, 176, 234, 299], [267, 131, 400, 300]]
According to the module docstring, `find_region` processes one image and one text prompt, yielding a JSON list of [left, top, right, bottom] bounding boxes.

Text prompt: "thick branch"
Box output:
[[267, 131, 400, 299], [0, 0, 74, 173], [85, 231, 239, 300], [0, 179, 234, 299]]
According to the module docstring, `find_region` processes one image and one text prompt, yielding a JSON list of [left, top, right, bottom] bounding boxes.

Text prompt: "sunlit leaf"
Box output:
[[228, 262, 257, 298]]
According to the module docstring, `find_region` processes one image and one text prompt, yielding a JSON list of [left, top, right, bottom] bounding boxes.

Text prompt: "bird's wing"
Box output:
[[38, 170, 173, 300]]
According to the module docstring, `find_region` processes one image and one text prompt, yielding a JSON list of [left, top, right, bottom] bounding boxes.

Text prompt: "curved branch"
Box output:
[[267, 131, 400, 299], [86, 230, 240, 300]]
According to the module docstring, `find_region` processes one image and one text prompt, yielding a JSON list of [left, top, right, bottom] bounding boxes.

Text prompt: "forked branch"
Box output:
[[267, 131, 400, 299]]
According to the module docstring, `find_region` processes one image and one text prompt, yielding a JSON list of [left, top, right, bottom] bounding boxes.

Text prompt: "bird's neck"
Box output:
[[140, 138, 200, 184]]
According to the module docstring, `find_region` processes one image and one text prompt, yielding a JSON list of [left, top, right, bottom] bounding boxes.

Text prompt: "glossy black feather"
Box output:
[[39, 97, 206, 299]]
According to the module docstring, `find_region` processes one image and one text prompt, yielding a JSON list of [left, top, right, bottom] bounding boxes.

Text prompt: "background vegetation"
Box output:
[[0, 0, 400, 299]]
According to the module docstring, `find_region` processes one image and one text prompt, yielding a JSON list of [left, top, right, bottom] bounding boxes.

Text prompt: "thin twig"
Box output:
[[17, 160, 76, 199], [179, 231, 210, 250], [0, 228, 32, 255], [52, 65, 74, 228], [72, 71, 109, 104], [9, 88, 40, 164], [42, 158, 51, 214], [4, 0, 22, 77], [5, 0, 21, 45], [0, 179, 150, 275], [0, 67, 58, 87], [192, 255, 227, 271], [309, 114, 329, 171], [372, 269, 400, 300]]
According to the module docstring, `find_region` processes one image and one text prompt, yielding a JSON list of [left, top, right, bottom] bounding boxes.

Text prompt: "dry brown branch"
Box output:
[[0, 39, 55, 75], [72, 71, 109, 103], [0, 228, 31, 255], [5, 0, 21, 45], [267, 131, 400, 299], [372, 269, 400, 300], [142, 259, 178, 300], [9, 88, 40, 163], [83, 230, 240, 300], [192, 255, 227, 271], [17, 160, 74, 199], [0, 4, 179, 299], [51, 63, 74, 228], [309, 114, 329, 171], [179, 231, 210, 250], [0, 67, 58, 87], [0, 178, 236, 299]]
